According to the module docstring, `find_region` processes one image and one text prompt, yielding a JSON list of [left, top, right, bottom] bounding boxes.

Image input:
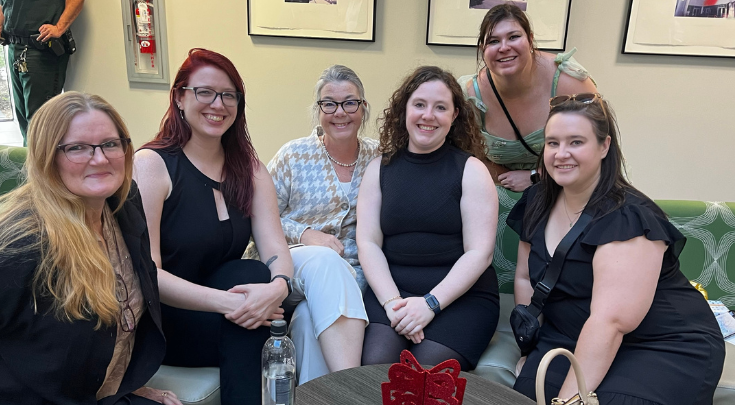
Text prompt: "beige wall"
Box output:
[[66, 1, 735, 201]]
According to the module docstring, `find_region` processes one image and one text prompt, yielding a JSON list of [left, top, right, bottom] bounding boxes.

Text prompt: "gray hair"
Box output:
[[311, 65, 370, 130]]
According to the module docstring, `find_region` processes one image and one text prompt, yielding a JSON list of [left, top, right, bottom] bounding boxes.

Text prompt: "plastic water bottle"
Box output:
[[262, 320, 296, 405]]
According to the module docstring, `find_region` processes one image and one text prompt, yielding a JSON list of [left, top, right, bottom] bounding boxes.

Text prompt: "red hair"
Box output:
[[142, 48, 258, 216]]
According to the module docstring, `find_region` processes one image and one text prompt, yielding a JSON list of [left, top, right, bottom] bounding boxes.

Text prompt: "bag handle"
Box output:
[[535, 348, 599, 405]]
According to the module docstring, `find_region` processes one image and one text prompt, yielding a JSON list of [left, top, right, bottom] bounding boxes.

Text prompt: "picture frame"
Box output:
[[622, 0, 735, 59], [426, 0, 573, 51], [247, 0, 376, 42]]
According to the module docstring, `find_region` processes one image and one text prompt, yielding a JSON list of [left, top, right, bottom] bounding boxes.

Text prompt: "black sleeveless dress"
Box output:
[[145, 147, 271, 404], [509, 185, 725, 405], [363, 142, 499, 368], [151, 147, 252, 283]]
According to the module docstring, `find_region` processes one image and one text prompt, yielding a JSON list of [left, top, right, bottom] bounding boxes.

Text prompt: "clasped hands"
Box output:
[[385, 297, 435, 344], [223, 282, 286, 329]]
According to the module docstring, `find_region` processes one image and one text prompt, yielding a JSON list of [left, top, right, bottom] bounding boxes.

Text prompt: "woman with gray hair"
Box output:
[[249, 65, 378, 383]]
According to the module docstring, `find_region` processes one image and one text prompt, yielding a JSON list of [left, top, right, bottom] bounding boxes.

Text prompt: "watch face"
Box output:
[[425, 294, 439, 309]]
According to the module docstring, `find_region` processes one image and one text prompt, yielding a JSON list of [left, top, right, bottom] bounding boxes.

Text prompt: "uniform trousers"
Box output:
[[8, 43, 69, 144]]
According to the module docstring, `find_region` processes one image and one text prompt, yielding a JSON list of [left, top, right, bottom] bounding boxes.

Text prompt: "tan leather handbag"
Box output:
[[535, 348, 599, 405]]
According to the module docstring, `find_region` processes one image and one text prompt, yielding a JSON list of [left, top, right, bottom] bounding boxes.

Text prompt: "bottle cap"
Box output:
[[270, 319, 287, 337]]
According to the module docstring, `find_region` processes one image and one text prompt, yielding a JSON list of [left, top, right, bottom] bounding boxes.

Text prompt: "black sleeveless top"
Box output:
[[364, 142, 499, 367], [379, 142, 497, 295], [150, 148, 252, 283]]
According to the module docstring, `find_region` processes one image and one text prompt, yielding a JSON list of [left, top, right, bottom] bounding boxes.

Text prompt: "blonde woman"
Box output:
[[0, 92, 177, 405], [253, 65, 377, 383]]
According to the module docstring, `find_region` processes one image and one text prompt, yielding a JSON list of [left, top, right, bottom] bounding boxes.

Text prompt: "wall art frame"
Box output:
[[622, 0, 735, 59], [426, 0, 573, 51], [248, 0, 376, 42]]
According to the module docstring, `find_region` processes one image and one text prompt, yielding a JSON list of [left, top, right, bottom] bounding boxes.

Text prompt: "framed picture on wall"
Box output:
[[623, 0, 735, 58], [426, 0, 573, 50], [247, 0, 376, 42]]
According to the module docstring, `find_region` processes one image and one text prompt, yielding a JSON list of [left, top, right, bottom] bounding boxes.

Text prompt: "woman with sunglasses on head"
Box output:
[[0, 92, 180, 404], [510, 94, 725, 404], [357, 66, 499, 371], [247, 65, 378, 384], [459, 4, 597, 192], [133, 49, 293, 404]]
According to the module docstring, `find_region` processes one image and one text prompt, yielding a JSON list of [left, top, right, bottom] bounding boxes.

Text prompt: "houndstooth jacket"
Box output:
[[247, 128, 379, 269]]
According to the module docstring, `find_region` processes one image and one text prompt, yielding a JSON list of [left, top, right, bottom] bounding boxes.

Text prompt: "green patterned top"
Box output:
[[458, 48, 592, 170]]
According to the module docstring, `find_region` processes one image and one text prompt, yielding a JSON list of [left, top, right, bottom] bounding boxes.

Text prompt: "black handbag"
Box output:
[[510, 212, 592, 356]]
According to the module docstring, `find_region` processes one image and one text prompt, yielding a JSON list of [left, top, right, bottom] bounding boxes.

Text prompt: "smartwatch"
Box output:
[[271, 275, 293, 296], [423, 293, 441, 315], [530, 169, 540, 184]]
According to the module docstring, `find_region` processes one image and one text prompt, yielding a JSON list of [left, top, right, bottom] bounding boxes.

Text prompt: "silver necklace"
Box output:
[[562, 194, 585, 228], [320, 136, 359, 167]]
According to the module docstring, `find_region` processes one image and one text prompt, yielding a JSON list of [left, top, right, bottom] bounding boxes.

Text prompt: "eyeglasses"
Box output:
[[57, 138, 131, 164], [181, 87, 242, 107], [115, 274, 136, 333], [549, 93, 602, 108], [317, 99, 363, 114]]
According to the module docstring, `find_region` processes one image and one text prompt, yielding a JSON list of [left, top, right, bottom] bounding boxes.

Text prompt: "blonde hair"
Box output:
[[0, 91, 133, 328]]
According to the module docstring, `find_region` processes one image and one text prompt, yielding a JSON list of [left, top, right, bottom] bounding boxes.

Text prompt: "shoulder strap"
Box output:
[[486, 68, 538, 157], [527, 212, 593, 316], [471, 75, 488, 131], [551, 67, 562, 98]]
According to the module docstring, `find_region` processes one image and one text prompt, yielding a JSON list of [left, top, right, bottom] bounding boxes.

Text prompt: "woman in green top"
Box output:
[[459, 4, 597, 192]]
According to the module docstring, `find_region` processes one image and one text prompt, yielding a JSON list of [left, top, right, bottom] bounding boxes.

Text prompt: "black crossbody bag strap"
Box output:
[[526, 212, 593, 316], [486, 68, 539, 157]]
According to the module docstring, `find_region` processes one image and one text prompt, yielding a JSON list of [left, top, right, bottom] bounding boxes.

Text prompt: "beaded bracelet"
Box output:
[[382, 295, 402, 308]]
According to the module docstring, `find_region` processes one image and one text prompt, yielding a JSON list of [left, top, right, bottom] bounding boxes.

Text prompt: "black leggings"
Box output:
[[161, 259, 272, 405], [362, 323, 471, 371]]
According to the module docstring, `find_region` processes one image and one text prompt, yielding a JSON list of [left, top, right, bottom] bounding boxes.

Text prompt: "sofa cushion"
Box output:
[[656, 200, 735, 310], [145, 366, 221, 405], [716, 343, 735, 404], [0, 145, 27, 196], [470, 293, 520, 388]]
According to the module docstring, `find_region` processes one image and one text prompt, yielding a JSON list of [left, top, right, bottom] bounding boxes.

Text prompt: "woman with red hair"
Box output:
[[133, 48, 293, 404]]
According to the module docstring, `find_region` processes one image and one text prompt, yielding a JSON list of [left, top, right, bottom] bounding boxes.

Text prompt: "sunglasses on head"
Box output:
[[549, 93, 602, 108]]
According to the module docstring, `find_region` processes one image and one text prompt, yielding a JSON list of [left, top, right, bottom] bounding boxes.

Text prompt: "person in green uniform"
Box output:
[[458, 4, 597, 192], [0, 0, 84, 146]]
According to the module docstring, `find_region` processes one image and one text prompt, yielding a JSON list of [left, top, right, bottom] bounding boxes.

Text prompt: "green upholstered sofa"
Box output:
[[1, 144, 733, 404]]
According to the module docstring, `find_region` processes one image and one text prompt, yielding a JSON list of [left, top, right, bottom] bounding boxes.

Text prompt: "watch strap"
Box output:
[[423, 293, 441, 315], [271, 275, 292, 296]]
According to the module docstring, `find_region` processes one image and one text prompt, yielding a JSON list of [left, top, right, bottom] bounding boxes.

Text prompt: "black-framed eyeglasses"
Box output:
[[115, 274, 136, 333], [181, 87, 242, 107], [549, 93, 602, 108], [317, 99, 363, 114], [56, 138, 131, 164]]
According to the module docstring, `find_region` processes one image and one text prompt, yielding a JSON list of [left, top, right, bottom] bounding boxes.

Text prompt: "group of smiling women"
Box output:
[[0, 4, 726, 405]]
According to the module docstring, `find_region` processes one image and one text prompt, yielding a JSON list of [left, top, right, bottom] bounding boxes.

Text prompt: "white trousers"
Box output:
[[283, 245, 368, 384]]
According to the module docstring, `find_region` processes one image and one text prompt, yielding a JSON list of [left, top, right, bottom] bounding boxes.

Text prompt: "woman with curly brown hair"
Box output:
[[356, 66, 499, 370]]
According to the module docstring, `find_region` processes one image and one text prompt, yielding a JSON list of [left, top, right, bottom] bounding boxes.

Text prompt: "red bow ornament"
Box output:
[[381, 350, 466, 405]]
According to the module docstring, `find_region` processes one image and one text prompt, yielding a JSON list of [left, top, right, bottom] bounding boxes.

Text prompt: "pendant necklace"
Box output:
[[320, 136, 359, 167], [562, 193, 585, 228]]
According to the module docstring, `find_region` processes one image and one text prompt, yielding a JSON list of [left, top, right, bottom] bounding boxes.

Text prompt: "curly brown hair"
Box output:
[[378, 66, 487, 164]]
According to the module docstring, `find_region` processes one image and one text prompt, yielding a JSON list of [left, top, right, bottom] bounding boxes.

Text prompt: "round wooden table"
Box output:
[[295, 364, 536, 404]]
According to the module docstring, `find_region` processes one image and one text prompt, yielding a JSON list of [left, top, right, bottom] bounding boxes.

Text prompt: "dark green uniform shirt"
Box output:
[[1, 0, 65, 37]]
